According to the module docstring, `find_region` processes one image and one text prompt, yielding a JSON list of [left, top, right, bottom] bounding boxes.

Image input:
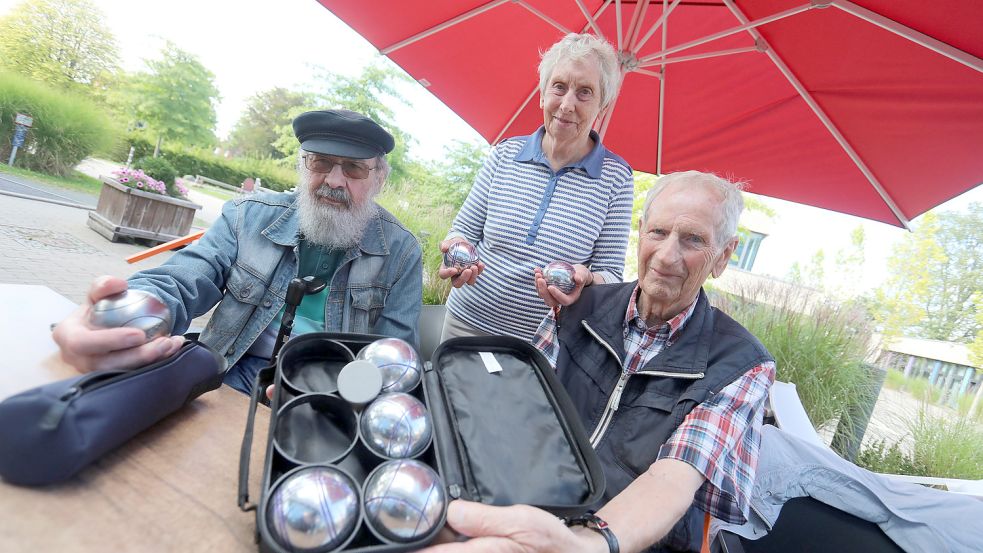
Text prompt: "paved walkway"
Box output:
[[0, 160, 224, 305], [0, 192, 178, 304]]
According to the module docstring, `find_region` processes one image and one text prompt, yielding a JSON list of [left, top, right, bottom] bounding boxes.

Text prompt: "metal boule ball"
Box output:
[[360, 393, 432, 459], [267, 466, 360, 552], [543, 261, 577, 294], [355, 337, 422, 393], [363, 459, 446, 543], [88, 289, 173, 341], [442, 241, 479, 270]]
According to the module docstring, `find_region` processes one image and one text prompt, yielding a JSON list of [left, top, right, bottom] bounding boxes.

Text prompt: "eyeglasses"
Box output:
[[303, 154, 377, 180]]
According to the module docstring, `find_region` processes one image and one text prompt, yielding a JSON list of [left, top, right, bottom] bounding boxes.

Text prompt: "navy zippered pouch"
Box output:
[[0, 340, 225, 486]]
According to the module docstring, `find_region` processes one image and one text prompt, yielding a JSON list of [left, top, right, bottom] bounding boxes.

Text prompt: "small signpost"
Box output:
[[8, 113, 34, 167]]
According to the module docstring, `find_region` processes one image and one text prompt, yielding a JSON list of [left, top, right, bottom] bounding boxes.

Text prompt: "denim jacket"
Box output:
[[128, 192, 423, 368]]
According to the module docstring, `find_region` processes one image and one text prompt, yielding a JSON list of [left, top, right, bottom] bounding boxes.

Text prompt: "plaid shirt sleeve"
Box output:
[[658, 361, 776, 524], [532, 308, 560, 369]]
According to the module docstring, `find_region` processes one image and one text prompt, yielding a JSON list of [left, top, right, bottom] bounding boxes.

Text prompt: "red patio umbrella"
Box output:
[[317, 0, 982, 228]]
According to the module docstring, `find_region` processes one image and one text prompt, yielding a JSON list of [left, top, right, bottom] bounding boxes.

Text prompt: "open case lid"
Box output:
[[424, 336, 605, 516]]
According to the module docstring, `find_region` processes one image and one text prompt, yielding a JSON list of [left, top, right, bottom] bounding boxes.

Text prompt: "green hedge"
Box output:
[[0, 71, 116, 175], [109, 133, 296, 191]]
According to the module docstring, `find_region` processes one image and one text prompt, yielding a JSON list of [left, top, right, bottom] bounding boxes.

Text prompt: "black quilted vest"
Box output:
[[556, 282, 773, 552]]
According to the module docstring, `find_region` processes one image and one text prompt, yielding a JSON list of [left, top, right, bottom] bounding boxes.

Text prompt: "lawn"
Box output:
[[192, 184, 236, 202], [0, 164, 102, 196]]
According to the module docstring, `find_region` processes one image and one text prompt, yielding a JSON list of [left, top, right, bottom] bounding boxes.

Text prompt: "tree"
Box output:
[[787, 249, 825, 290], [132, 42, 220, 148], [434, 139, 487, 207], [228, 87, 310, 159], [827, 225, 866, 299], [875, 204, 982, 342], [0, 0, 118, 90], [970, 294, 983, 367], [273, 62, 415, 181]]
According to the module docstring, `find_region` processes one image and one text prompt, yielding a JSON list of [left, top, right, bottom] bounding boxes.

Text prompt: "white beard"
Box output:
[[296, 178, 379, 249]]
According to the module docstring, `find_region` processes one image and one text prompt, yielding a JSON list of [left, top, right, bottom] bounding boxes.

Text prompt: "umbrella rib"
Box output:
[[575, 0, 606, 40], [657, 0, 668, 175], [832, 0, 983, 73], [514, 0, 573, 35], [598, 64, 629, 140], [625, 0, 652, 50], [494, 85, 540, 145], [632, 0, 682, 55], [577, 0, 617, 37], [616, 0, 623, 51], [722, 0, 911, 228], [638, 45, 760, 68], [638, 2, 814, 63], [380, 0, 510, 55]]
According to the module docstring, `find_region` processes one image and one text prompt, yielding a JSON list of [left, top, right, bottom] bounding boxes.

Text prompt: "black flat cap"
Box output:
[[293, 109, 395, 159]]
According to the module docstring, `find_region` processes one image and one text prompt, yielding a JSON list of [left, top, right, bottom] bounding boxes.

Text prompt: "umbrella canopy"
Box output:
[[317, 0, 983, 228]]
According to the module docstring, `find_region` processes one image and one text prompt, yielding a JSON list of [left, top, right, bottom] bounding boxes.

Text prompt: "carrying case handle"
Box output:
[[237, 364, 274, 513]]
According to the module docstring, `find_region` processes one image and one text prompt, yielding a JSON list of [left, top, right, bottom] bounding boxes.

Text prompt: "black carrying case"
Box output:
[[238, 333, 605, 552]]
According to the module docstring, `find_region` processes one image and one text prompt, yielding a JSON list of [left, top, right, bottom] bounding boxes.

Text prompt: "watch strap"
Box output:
[[563, 511, 620, 553]]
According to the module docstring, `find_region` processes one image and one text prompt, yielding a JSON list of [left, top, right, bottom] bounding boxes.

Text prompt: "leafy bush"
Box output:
[[883, 368, 906, 390], [903, 376, 944, 404], [857, 439, 923, 476], [0, 71, 116, 175], [713, 283, 876, 430], [376, 179, 456, 305], [107, 132, 296, 191], [957, 393, 983, 423], [133, 156, 183, 197], [858, 410, 983, 479], [910, 411, 983, 479]]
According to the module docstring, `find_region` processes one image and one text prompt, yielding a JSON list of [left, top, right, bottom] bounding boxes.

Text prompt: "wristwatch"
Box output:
[[563, 510, 619, 553]]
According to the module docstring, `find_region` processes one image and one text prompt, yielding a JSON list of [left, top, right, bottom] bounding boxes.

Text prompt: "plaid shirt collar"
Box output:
[[624, 285, 699, 344]]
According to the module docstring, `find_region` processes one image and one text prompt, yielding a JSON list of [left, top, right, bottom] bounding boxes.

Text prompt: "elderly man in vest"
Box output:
[[428, 171, 776, 553]]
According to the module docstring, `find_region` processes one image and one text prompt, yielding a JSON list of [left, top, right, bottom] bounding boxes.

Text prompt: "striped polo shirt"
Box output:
[[445, 126, 634, 341]]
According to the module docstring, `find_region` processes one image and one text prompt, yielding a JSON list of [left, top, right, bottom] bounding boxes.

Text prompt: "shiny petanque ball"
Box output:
[[363, 459, 446, 543], [360, 393, 432, 459], [267, 466, 360, 552], [543, 261, 577, 294], [442, 241, 479, 271], [88, 289, 172, 341], [355, 337, 422, 393]]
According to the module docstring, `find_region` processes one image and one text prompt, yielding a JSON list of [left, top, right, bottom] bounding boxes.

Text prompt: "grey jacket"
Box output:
[[711, 425, 983, 552]]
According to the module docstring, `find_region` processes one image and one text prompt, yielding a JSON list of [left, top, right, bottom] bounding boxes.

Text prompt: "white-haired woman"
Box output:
[[438, 33, 634, 342]]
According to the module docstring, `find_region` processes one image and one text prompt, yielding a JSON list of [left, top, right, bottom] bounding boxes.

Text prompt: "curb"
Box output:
[[0, 189, 94, 211]]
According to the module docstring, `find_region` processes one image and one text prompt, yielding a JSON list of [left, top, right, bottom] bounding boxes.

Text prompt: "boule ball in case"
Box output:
[[266, 466, 361, 552], [442, 241, 479, 271], [543, 261, 577, 295], [88, 288, 173, 340], [363, 459, 446, 543], [355, 337, 422, 393], [360, 393, 432, 459]]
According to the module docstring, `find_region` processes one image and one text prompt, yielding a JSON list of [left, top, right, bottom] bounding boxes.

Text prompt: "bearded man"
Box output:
[[53, 110, 423, 394]]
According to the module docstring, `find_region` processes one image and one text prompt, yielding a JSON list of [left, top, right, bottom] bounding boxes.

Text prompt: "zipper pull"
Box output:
[[39, 387, 82, 431], [610, 375, 628, 411]]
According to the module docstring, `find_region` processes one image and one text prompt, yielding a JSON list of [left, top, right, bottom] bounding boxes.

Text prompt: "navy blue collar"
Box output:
[[514, 126, 606, 178]]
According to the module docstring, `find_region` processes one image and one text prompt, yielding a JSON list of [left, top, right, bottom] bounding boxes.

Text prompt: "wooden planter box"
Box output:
[[87, 177, 202, 243]]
